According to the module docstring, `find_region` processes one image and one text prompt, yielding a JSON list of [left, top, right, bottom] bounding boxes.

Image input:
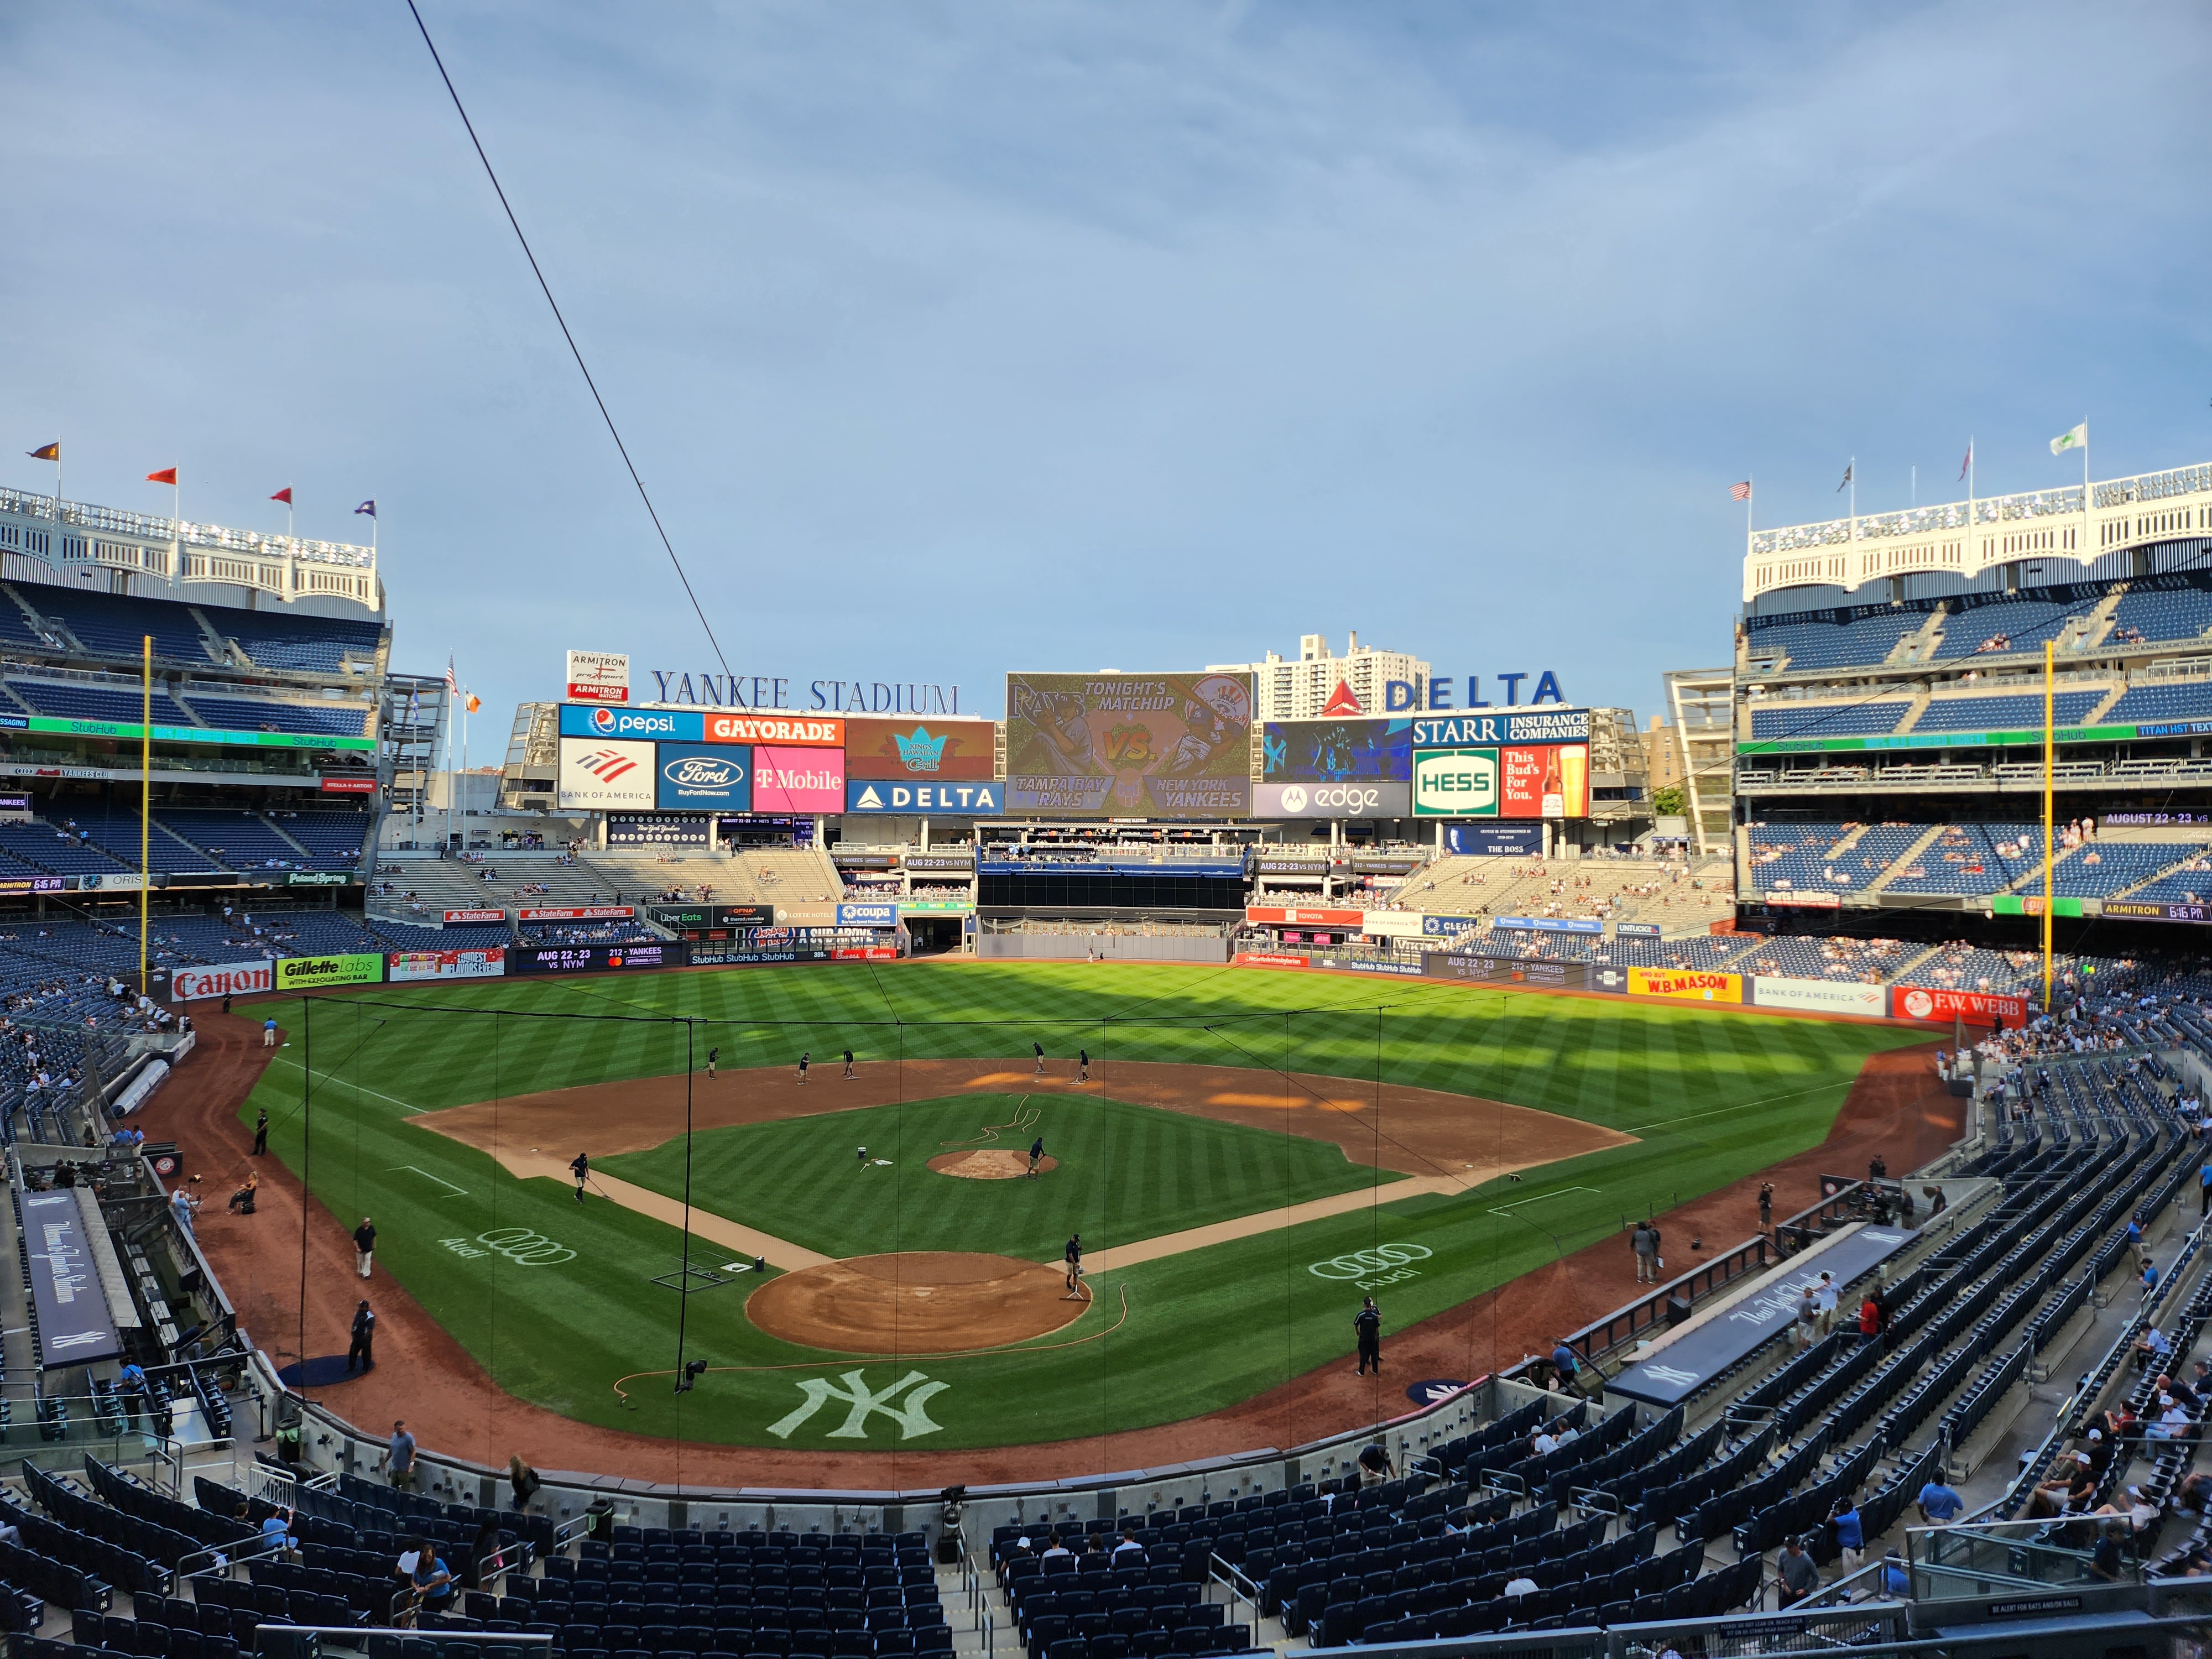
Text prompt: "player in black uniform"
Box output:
[[570, 1152, 590, 1203], [1354, 1296, 1383, 1375]]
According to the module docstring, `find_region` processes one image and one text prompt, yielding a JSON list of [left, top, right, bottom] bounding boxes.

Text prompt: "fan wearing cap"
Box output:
[[2091, 1483, 2162, 1533], [2148, 1392, 2197, 1440]]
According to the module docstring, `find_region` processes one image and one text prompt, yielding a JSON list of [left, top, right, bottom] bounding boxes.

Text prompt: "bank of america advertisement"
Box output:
[[1005, 672, 1251, 817], [557, 737, 654, 808]]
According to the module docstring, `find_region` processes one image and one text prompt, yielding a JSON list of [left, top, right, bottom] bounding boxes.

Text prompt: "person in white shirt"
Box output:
[[1503, 1575, 1539, 1599], [1530, 1428, 1558, 1456], [1815, 1272, 1839, 1334], [1041, 1539, 1072, 1560], [2150, 1395, 2195, 1440]]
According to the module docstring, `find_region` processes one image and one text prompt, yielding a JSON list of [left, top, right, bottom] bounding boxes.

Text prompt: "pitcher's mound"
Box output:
[[747, 1252, 1084, 1354], [928, 1150, 1058, 1180]]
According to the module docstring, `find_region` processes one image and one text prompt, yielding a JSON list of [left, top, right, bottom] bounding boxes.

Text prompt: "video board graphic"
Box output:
[[1261, 718, 1412, 782], [1004, 672, 1251, 817]]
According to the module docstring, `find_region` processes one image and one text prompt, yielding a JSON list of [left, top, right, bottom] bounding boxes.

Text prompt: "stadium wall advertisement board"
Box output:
[[1750, 977, 1886, 1016], [753, 747, 846, 813], [1261, 719, 1412, 782], [442, 909, 506, 924], [275, 953, 385, 991], [1627, 967, 1742, 1003], [655, 745, 751, 812], [21, 1190, 123, 1370], [1411, 749, 1498, 817], [559, 703, 846, 747], [1498, 745, 1589, 818], [0, 876, 66, 895], [689, 947, 835, 966], [1423, 953, 1588, 990], [1446, 823, 1543, 857], [1004, 672, 1251, 817], [606, 812, 713, 847], [1246, 906, 1368, 926], [845, 780, 1003, 815], [1614, 922, 1663, 938], [557, 738, 654, 809], [646, 904, 776, 929], [835, 902, 900, 928], [1411, 708, 1589, 747], [389, 948, 507, 983], [512, 942, 687, 974], [1889, 985, 2027, 1026], [518, 905, 634, 921], [845, 717, 996, 780], [171, 960, 274, 1000], [1251, 781, 1410, 818]]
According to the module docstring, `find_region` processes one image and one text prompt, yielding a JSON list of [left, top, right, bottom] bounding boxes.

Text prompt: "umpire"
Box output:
[[1354, 1296, 1383, 1375], [347, 1300, 377, 1374]]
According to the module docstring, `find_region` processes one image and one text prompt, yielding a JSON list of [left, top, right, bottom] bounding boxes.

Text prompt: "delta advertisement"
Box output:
[[171, 960, 275, 1000], [1261, 719, 1413, 782], [1889, 985, 2028, 1027], [389, 948, 508, 983], [845, 780, 1003, 815], [846, 717, 997, 780], [1004, 672, 1251, 817], [512, 942, 687, 975], [753, 747, 846, 813], [275, 953, 385, 991]]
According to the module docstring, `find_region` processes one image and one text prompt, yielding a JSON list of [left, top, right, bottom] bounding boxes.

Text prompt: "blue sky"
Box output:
[[4, 2, 2209, 730]]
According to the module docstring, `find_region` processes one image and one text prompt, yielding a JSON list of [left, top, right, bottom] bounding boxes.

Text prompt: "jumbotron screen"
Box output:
[[1004, 671, 1252, 816]]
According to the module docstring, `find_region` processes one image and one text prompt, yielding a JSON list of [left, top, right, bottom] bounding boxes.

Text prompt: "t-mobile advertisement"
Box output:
[[752, 746, 846, 813]]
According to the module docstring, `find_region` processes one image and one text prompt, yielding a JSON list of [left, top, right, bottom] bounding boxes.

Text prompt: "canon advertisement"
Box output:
[[172, 960, 275, 1000], [1251, 780, 1410, 818], [511, 942, 687, 975]]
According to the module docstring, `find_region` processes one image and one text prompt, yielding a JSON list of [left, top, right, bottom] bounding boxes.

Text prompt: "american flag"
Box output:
[[1729, 481, 1752, 502], [445, 656, 458, 695]]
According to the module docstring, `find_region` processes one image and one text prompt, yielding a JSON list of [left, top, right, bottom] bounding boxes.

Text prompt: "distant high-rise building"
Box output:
[[1207, 632, 1431, 722]]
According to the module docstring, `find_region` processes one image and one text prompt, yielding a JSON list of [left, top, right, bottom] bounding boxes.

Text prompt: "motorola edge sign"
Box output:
[[1252, 781, 1410, 818]]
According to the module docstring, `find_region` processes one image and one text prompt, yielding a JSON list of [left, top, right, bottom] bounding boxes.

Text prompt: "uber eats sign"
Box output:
[[1412, 748, 1499, 817]]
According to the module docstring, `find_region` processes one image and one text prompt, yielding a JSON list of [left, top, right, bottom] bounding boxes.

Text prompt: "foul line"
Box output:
[[265, 1053, 425, 1115], [1618, 1079, 1854, 1137], [608, 1282, 1128, 1405], [1485, 1184, 1600, 1220], [389, 1164, 468, 1195]]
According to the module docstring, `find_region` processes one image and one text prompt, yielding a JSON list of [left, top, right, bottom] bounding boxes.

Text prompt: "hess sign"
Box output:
[[1412, 749, 1498, 817]]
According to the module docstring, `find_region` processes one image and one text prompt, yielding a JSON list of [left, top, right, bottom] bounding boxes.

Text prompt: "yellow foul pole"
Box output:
[[140, 634, 151, 997], [2041, 638, 2054, 1010]]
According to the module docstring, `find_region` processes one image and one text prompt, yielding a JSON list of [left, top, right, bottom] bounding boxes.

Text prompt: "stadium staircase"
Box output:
[[1861, 824, 1949, 895], [1889, 681, 1933, 733]]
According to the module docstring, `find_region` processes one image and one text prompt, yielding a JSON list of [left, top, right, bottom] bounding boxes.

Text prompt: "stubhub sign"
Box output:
[[845, 780, 1003, 815]]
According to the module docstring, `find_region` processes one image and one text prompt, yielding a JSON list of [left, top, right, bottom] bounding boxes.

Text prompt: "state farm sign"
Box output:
[[1890, 987, 2028, 1027]]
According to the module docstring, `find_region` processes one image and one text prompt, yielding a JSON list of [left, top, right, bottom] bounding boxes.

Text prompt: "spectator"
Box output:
[[1776, 1538, 1819, 1604]]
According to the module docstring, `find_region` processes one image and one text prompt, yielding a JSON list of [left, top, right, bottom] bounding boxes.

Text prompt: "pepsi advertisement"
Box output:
[[1262, 718, 1413, 782], [656, 744, 752, 811]]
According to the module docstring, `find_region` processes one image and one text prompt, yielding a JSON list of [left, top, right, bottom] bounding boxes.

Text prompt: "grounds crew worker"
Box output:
[[347, 1300, 377, 1373], [570, 1152, 590, 1202], [1354, 1296, 1383, 1375], [1065, 1232, 1083, 1296]]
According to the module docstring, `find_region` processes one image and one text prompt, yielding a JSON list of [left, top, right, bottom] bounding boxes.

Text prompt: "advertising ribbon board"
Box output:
[[646, 903, 775, 930], [1445, 823, 1542, 857], [2103, 901, 2212, 924], [906, 854, 974, 872], [443, 909, 507, 924], [319, 778, 379, 794], [1422, 953, 1588, 989], [76, 873, 148, 894], [1251, 781, 1410, 818], [844, 780, 1003, 815], [0, 877, 67, 895], [275, 953, 385, 992], [286, 870, 353, 887], [1759, 890, 1844, 909], [1750, 977, 1886, 1016], [1614, 922, 1663, 938], [1233, 952, 1311, 969], [835, 902, 900, 928], [1247, 906, 1368, 927], [1420, 915, 1486, 936], [511, 942, 687, 974], [21, 1190, 123, 1370], [388, 949, 508, 983], [1627, 967, 1742, 1003], [1491, 915, 1604, 935], [518, 906, 635, 922], [689, 947, 835, 966], [171, 960, 275, 1000], [1889, 986, 2027, 1027]]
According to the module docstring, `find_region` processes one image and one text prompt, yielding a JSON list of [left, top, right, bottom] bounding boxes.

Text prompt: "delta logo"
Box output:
[[579, 748, 640, 781], [1321, 680, 1364, 717]]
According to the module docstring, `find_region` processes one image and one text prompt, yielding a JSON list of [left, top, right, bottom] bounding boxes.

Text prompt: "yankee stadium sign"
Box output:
[[645, 671, 964, 715]]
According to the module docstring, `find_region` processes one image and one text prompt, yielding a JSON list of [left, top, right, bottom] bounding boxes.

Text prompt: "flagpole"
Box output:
[[1746, 477, 1754, 540], [140, 634, 151, 999]]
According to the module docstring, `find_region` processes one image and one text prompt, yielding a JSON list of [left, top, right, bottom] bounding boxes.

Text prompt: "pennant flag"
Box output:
[[1728, 481, 1752, 502], [1958, 442, 1973, 482], [354, 499, 376, 518], [1836, 463, 1853, 492], [145, 466, 178, 486], [1321, 680, 1364, 717], [270, 487, 293, 505], [2051, 422, 2088, 456], [465, 692, 482, 714], [27, 443, 58, 462]]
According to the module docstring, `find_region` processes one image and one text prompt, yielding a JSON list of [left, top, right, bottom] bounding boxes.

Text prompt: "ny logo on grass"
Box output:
[[766, 1370, 948, 1441]]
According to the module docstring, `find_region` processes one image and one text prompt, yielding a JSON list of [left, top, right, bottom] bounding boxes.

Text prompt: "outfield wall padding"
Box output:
[[974, 933, 1229, 963]]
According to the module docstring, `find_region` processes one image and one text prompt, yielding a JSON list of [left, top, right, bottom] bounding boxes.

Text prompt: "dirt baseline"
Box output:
[[745, 1252, 1083, 1353]]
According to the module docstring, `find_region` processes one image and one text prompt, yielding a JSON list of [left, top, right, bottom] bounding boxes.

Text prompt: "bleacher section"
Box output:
[[8, 682, 168, 724], [24, 590, 217, 665], [176, 695, 373, 739], [196, 599, 385, 675], [1931, 594, 2096, 660], [1741, 611, 1923, 672], [2109, 572, 2212, 643], [1911, 690, 2106, 733], [2103, 680, 2212, 726], [1747, 701, 1909, 740]]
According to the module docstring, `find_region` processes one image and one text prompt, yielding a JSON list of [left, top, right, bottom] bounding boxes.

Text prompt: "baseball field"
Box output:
[[229, 959, 1929, 1455]]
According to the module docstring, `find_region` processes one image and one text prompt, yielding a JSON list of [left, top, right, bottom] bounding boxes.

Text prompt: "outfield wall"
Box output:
[[976, 933, 1230, 963]]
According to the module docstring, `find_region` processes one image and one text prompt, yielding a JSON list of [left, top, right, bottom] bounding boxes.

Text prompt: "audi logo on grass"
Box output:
[[1308, 1243, 1432, 1280]]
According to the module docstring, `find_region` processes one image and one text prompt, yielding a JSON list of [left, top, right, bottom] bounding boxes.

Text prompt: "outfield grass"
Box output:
[[242, 961, 1930, 1449], [602, 1092, 1399, 1261]]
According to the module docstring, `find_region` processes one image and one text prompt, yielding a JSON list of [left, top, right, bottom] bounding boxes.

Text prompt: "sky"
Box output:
[[4, 1, 2210, 732]]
